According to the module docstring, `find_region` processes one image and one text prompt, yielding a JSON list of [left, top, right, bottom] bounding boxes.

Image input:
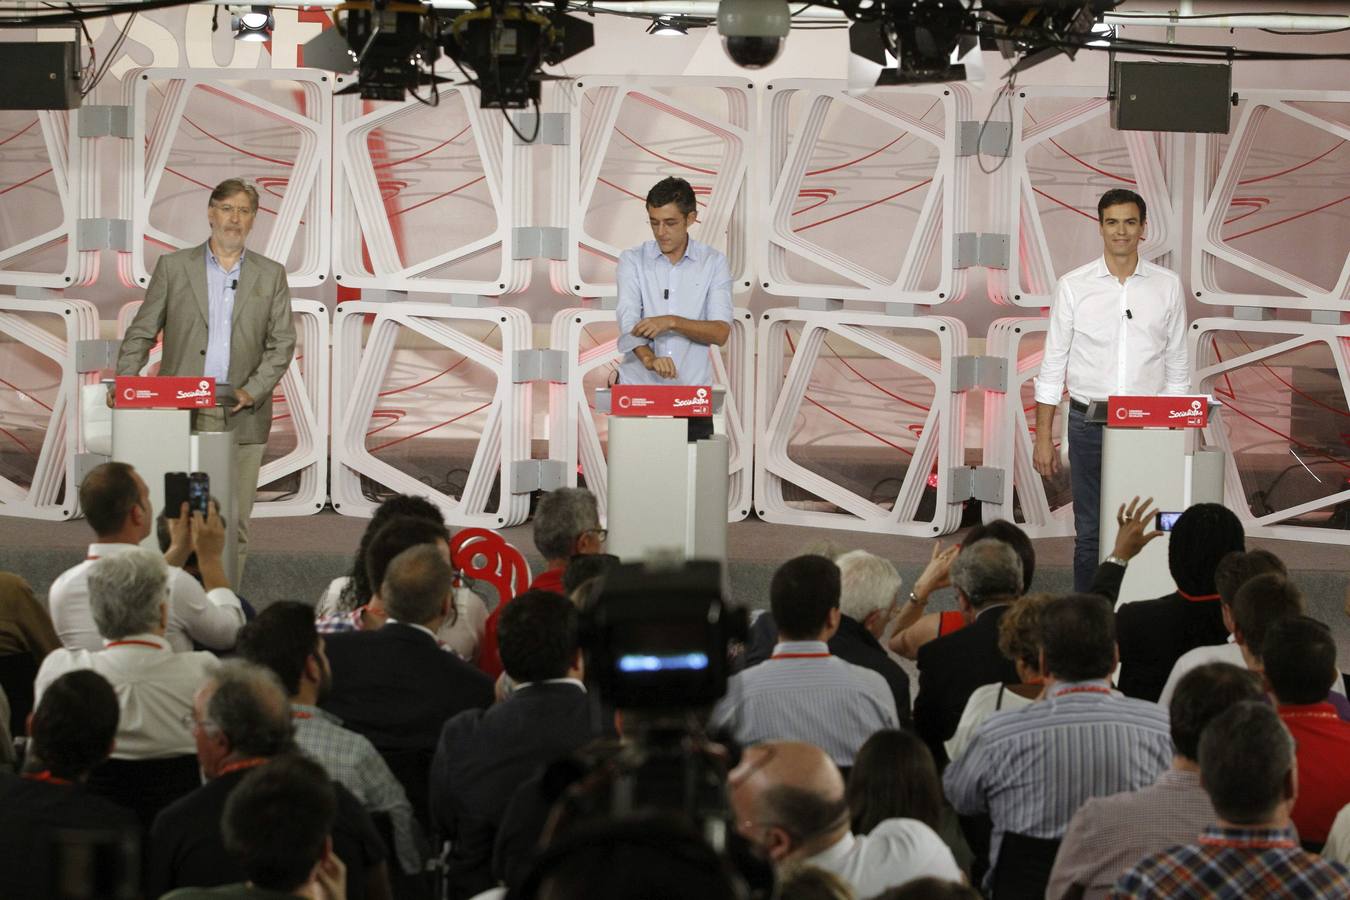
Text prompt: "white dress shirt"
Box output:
[[1033, 256, 1190, 406], [804, 818, 964, 897], [615, 238, 734, 388], [49, 543, 244, 653], [34, 632, 214, 759]]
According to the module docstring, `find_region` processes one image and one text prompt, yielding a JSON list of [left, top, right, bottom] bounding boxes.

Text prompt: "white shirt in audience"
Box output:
[[803, 818, 964, 897], [945, 682, 1037, 761], [1326, 803, 1350, 868], [1158, 639, 1347, 709], [49, 542, 243, 653], [34, 632, 214, 759]]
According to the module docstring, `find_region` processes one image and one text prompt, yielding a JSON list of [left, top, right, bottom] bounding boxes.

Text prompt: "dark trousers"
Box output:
[[1068, 404, 1104, 592]]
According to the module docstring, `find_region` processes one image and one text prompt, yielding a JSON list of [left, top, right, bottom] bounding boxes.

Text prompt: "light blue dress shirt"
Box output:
[[204, 246, 241, 386], [615, 237, 734, 387]]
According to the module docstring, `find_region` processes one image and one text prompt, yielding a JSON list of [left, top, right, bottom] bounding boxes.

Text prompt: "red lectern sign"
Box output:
[[114, 376, 216, 409], [1106, 395, 1209, 428], [610, 385, 712, 417]]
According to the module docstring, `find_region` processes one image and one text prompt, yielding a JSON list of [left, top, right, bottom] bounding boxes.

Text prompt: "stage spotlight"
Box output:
[[232, 5, 274, 42], [648, 17, 689, 36]]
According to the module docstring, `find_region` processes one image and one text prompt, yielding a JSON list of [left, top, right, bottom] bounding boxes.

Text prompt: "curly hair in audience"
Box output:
[[845, 729, 943, 834], [338, 494, 445, 612], [1167, 503, 1244, 597], [996, 592, 1053, 669]]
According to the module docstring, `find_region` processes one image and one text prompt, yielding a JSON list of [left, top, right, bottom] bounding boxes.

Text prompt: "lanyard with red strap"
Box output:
[[23, 770, 72, 786], [217, 757, 269, 778], [770, 652, 831, 660], [107, 639, 164, 650], [1053, 685, 1114, 698], [1199, 832, 1296, 850], [1177, 589, 1221, 602]]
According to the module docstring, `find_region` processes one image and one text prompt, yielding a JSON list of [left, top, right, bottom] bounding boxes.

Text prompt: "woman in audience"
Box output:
[[943, 592, 1051, 761], [315, 493, 446, 617], [846, 730, 974, 876]]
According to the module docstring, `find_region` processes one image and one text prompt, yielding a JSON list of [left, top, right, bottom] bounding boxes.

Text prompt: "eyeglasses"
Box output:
[[180, 711, 217, 732], [583, 528, 608, 543], [211, 203, 256, 218]]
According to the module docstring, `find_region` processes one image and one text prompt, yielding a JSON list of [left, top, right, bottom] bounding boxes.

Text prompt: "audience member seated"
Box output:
[[744, 550, 912, 724], [846, 729, 974, 877], [729, 741, 962, 897], [236, 601, 423, 876], [160, 754, 345, 900], [0, 670, 140, 899], [1156, 549, 1287, 707], [1112, 701, 1350, 897], [889, 519, 1035, 660], [945, 594, 1172, 893], [1263, 615, 1350, 850], [1114, 502, 1245, 702], [0, 569, 60, 736], [871, 878, 981, 900], [912, 538, 1023, 763], [149, 660, 390, 899], [944, 592, 1051, 762], [430, 589, 604, 899], [49, 462, 243, 652], [317, 493, 447, 617], [1048, 662, 1265, 900], [710, 556, 898, 768], [477, 487, 605, 679], [322, 544, 494, 824], [316, 512, 487, 662]]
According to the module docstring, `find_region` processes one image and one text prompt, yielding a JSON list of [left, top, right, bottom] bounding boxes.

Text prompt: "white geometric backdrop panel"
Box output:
[[0, 110, 89, 289]]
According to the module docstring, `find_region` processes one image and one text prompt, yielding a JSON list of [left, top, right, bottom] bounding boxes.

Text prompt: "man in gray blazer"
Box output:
[[117, 178, 296, 576]]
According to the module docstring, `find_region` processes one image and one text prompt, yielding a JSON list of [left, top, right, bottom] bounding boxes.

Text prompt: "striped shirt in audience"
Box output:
[[709, 640, 898, 767]]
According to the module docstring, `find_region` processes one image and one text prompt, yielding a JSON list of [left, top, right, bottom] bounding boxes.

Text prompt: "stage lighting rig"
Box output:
[[314, 0, 443, 101], [979, 0, 1122, 74], [848, 0, 979, 89], [442, 2, 595, 109]]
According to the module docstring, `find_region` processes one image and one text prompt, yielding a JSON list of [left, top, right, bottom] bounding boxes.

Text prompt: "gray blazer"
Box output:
[[117, 243, 296, 445]]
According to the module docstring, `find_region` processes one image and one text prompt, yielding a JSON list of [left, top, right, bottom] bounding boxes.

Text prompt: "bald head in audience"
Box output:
[[730, 741, 850, 864]]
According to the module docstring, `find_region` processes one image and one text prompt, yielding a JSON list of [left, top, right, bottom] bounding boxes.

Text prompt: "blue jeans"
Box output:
[[1068, 405, 1103, 593]]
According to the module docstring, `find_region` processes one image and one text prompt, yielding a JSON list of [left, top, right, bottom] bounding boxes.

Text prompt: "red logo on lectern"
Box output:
[[611, 385, 713, 417], [1106, 395, 1209, 429], [114, 376, 216, 409]]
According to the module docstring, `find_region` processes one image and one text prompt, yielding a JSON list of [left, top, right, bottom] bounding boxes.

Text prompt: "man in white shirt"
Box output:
[[729, 740, 963, 897], [50, 462, 244, 653], [1032, 189, 1189, 591], [35, 548, 215, 759], [615, 175, 734, 441]]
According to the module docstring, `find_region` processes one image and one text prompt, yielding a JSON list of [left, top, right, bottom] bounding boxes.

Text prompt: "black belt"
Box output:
[[1069, 399, 1089, 414]]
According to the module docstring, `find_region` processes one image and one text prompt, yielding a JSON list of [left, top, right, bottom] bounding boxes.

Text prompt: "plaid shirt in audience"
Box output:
[[315, 608, 366, 634], [292, 703, 423, 875], [1109, 825, 1350, 898]]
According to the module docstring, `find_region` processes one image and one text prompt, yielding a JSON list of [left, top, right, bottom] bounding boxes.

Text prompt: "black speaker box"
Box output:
[[1110, 60, 1232, 134], [0, 41, 81, 109]]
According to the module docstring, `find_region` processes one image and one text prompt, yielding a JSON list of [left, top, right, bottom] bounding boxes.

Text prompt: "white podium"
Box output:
[[596, 387, 728, 564], [110, 378, 240, 586], [1094, 396, 1224, 604]]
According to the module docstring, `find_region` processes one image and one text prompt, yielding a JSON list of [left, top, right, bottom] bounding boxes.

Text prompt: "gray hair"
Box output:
[[209, 178, 260, 212], [204, 659, 294, 758], [836, 550, 902, 622], [950, 538, 1023, 608], [88, 548, 168, 639], [533, 488, 600, 561], [382, 543, 453, 626]]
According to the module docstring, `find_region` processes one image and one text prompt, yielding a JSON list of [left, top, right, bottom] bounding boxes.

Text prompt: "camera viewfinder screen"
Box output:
[[617, 653, 710, 673]]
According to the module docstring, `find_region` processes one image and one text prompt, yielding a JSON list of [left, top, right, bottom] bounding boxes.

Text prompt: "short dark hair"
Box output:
[[365, 515, 450, 601], [1040, 593, 1115, 681], [222, 754, 336, 891], [1230, 573, 1304, 662], [499, 590, 579, 683], [79, 462, 142, 536], [1168, 504, 1245, 597], [236, 602, 320, 696], [1169, 663, 1264, 761], [381, 544, 454, 626], [871, 879, 982, 900], [963, 519, 1036, 592], [645, 176, 697, 217], [1262, 615, 1337, 705], [339, 494, 445, 612], [29, 670, 119, 779], [770, 555, 840, 641], [563, 553, 620, 596], [1098, 188, 1146, 224], [1214, 549, 1287, 607], [846, 730, 942, 834], [1199, 701, 1294, 824]]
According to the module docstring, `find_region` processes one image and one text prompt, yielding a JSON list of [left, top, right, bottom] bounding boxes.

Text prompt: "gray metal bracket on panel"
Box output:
[[798, 297, 844, 312], [77, 219, 132, 252], [78, 105, 133, 138], [512, 348, 568, 383], [511, 112, 569, 145], [956, 120, 1012, 158], [511, 459, 567, 492], [1230, 306, 1275, 321], [951, 355, 1009, 392], [76, 339, 121, 373], [512, 226, 568, 261], [361, 289, 410, 303], [948, 466, 1006, 504], [450, 294, 497, 307], [954, 233, 1010, 269]]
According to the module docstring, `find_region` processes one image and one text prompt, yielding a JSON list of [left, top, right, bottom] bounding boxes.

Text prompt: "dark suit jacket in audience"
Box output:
[[0, 771, 140, 898], [742, 612, 912, 725], [913, 604, 1018, 764], [429, 681, 603, 899], [147, 767, 385, 900], [1115, 592, 1228, 702]]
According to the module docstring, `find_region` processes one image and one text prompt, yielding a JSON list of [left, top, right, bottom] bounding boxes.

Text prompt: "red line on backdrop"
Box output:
[[819, 340, 931, 412], [1239, 140, 1345, 185], [1032, 186, 1097, 221], [181, 115, 295, 168], [783, 330, 918, 454], [805, 134, 907, 177], [368, 401, 492, 453], [1224, 193, 1350, 242], [793, 178, 932, 233], [1046, 137, 1136, 184], [366, 410, 404, 437], [372, 124, 473, 170], [1215, 396, 1350, 474], [793, 189, 837, 216], [1223, 197, 1269, 227], [0, 427, 36, 457], [0, 119, 37, 148], [0, 379, 54, 412], [613, 126, 717, 175], [164, 167, 281, 216], [1233, 333, 1350, 419], [387, 175, 487, 219], [0, 167, 53, 196], [1209, 337, 1239, 400], [598, 177, 646, 203]]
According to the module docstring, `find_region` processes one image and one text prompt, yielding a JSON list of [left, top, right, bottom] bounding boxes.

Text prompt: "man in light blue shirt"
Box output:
[[615, 177, 734, 439]]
